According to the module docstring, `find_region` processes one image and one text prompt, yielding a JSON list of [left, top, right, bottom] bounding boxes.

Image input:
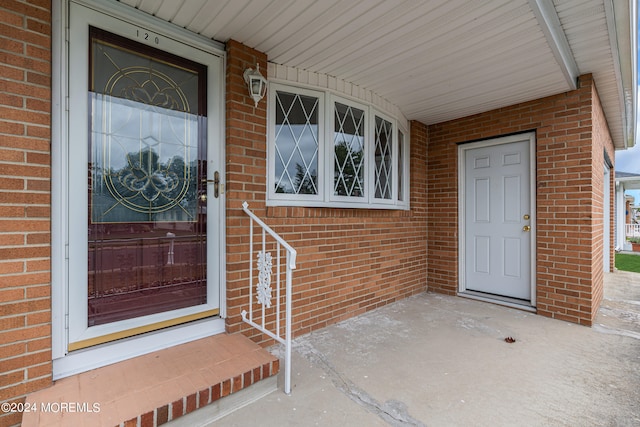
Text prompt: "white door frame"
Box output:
[[457, 132, 537, 309], [51, 0, 227, 379], [603, 162, 611, 272]]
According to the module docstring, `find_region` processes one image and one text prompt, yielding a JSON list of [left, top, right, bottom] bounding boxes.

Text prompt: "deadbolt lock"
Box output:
[[523, 214, 530, 220]]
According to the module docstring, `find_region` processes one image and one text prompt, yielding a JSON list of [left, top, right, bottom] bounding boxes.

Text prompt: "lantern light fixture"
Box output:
[[243, 64, 267, 107]]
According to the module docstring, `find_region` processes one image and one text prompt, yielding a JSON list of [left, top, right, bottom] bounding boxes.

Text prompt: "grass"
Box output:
[[615, 253, 640, 273]]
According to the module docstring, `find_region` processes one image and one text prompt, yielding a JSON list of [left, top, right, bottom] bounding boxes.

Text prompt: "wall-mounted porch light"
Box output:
[[243, 64, 267, 107]]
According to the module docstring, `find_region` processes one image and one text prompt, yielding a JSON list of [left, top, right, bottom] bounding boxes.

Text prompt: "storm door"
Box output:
[[66, 3, 223, 353], [88, 27, 211, 327]]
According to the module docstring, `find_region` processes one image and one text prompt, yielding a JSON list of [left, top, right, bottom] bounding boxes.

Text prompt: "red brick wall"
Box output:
[[224, 39, 270, 340], [591, 81, 616, 315], [427, 74, 613, 326], [224, 41, 428, 343], [0, 1, 53, 426]]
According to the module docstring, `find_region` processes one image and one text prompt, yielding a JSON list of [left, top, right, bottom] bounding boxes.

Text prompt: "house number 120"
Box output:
[[136, 30, 159, 45]]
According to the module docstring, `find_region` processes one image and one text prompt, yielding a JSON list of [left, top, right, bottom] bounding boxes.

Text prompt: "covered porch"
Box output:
[[22, 271, 640, 426], [198, 271, 640, 426]]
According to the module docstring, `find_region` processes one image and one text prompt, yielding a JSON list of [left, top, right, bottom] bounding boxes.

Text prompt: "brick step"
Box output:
[[21, 334, 279, 427]]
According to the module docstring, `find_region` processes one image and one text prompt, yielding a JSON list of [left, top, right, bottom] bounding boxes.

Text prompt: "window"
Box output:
[[268, 83, 409, 209], [373, 114, 393, 201], [274, 90, 321, 195], [398, 129, 406, 202], [333, 100, 366, 200]]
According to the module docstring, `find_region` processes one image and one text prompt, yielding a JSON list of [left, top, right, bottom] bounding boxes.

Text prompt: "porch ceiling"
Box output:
[[117, 0, 636, 149]]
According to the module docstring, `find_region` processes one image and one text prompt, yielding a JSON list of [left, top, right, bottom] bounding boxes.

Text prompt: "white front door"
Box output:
[[459, 133, 535, 303], [53, 0, 226, 378]]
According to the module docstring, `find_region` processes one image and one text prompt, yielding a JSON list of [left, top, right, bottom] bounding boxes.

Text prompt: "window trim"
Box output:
[[267, 83, 325, 203], [397, 124, 410, 208], [267, 83, 410, 210]]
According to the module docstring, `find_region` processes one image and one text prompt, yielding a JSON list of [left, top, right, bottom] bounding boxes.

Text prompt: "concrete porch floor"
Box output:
[[192, 271, 640, 426]]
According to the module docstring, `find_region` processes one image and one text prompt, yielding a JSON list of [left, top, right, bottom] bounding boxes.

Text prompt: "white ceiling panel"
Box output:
[[116, 0, 635, 148], [554, 0, 630, 148]]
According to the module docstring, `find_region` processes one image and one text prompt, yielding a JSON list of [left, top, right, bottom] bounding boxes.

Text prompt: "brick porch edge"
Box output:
[[118, 360, 279, 427]]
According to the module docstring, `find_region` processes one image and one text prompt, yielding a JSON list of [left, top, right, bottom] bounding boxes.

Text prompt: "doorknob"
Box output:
[[523, 225, 531, 232]]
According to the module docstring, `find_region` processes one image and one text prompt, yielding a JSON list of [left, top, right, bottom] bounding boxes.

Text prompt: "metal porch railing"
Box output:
[[241, 202, 297, 394], [626, 224, 640, 238]]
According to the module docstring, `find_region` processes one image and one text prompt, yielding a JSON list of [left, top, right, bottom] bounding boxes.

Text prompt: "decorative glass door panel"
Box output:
[[88, 27, 208, 326]]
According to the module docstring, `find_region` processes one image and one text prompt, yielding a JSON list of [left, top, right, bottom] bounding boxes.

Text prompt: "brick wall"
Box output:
[[427, 74, 614, 326], [224, 39, 269, 341], [0, 1, 53, 426], [224, 40, 428, 344], [591, 81, 616, 314]]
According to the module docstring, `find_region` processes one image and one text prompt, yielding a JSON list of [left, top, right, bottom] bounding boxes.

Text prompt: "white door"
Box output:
[[460, 133, 535, 302], [53, 1, 225, 378]]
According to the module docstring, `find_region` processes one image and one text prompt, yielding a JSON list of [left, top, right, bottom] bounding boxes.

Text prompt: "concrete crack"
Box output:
[[293, 338, 426, 427], [593, 324, 640, 340]]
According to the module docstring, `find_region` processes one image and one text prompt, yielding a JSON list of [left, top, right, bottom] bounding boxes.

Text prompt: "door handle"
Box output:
[[201, 171, 221, 199], [523, 225, 531, 232], [213, 171, 220, 198]]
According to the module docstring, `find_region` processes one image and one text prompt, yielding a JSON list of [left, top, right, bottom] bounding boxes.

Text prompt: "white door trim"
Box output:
[[603, 162, 611, 272], [51, 0, 227, 379], [457, 132, 537, 309]]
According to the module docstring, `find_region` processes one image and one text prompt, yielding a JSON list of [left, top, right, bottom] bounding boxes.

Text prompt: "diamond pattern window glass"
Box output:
[[274, 90, 319, 195], [374, 115, 393, 200], [398, 130, 405, 202], [334, 102, 365, 197], [268, 84, 409, 209]]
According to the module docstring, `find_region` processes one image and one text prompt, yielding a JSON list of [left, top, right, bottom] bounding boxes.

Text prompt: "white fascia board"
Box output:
[[621, 0, 637, 149], [528, 0, 579, 90], [605, 0, 637, 149]]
